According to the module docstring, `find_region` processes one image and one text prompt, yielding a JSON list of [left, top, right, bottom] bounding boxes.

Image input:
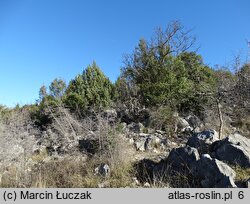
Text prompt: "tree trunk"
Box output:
[[216, 99, 223, 139]]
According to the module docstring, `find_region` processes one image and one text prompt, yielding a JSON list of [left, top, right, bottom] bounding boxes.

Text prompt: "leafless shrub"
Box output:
[[0, 107, 39, 187]]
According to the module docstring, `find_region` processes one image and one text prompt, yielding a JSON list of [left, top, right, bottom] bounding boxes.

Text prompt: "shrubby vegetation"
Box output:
[[64, 62, 114, 113], [24, 21, 250, 133]]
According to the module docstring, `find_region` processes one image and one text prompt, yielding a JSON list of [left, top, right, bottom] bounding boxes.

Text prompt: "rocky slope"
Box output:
[[0, 109, 249, 188]]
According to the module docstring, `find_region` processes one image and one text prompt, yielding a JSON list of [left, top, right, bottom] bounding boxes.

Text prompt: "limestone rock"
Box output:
[[127, 122, 144, 133], [185, 115, 202, 131], [95, 164, 110, 177], [212, 133, 250, 168], [194, 155, 236, 188], [134, 134, 168, 152], [167, 146, 200, 171], [176, 117, 190, 132], [135, 137, 147, 152], [187, 129, 219, 154]]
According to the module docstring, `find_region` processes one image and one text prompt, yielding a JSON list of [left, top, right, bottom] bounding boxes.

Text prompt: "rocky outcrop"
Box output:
[[135, 128, 249, 188], [166, 146, 200, 172], [175, 115, 204, 133], [212, 133, 250, 168], [136, 146, 237, 188], [133, 133, 168, 152], [193, 154, 236, 188], [127, 122, 145, 133], [187, 129, 219, 154]]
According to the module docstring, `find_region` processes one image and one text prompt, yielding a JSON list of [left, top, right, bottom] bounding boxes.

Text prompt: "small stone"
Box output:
[[129, 138, 134, 144], [95, 164, 110, 177], [143, 182, 150, 187]]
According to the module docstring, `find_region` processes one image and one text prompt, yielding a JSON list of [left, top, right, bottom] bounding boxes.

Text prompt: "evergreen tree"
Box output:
[[122, 22, 216, 114], [39, 85, 47, 102], [49, 78, 66, 100], [64, 62, 114, 112]]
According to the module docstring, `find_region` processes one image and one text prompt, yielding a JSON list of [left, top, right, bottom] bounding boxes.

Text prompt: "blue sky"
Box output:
[[0, 0, 249, 107]]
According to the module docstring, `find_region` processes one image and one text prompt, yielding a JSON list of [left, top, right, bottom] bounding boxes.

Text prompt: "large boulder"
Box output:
[[212, 133, 250, 168], [133, 158, 164, 184], [194, 154, 236, 188], [187, 129, 219, 154], [167, 146, 200, 172]]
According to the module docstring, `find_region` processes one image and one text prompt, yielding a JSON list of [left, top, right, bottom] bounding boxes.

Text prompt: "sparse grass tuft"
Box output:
[[231, 165, 250, 183], [31, 148, 49, 162]]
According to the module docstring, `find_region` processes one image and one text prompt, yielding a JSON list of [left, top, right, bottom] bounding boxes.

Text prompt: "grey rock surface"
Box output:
[[194, 155, 236, 188], [167, 146, 200, 171], [187, 129, 219, 154], [127, 122, 144, 133], [95, 164, 110, 177], [176, 117, 190, 132], [212, 133, 250, 168]]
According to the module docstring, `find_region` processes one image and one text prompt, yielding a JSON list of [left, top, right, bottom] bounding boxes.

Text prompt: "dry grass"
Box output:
[[0, 104, 136, 188], [230, 116, 250, 138], [29, 149, 134, 188], [231, 165, 250, 183], [0, 149, 134, 188], [31, 158, 88, 188]]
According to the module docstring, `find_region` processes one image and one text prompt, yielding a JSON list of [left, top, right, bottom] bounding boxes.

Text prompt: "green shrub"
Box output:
[[122, 22, 216, 115], [64, 62, 114, 113]]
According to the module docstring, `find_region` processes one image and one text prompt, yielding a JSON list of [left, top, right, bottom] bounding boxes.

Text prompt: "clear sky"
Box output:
[[0, 0, 249, 107]]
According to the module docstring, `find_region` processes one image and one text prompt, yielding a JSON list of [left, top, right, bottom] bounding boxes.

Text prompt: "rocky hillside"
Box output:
[[0, 107, 249, 188]]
